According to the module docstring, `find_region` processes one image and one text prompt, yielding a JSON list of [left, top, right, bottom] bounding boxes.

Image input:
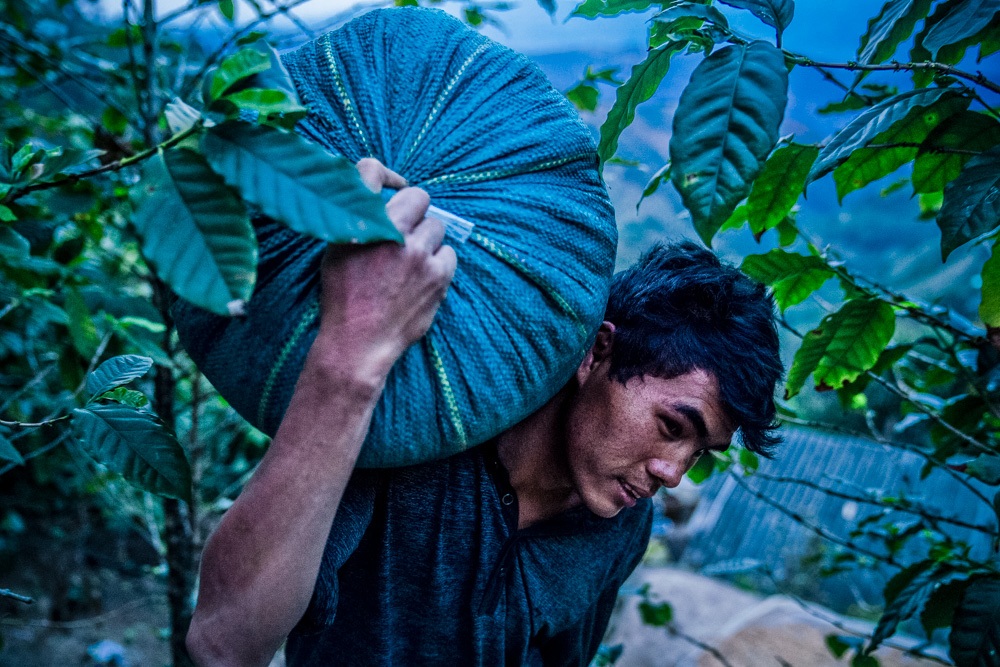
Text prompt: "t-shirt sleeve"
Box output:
[[290, 470, 379, 635], [538, 502, 653, 667]]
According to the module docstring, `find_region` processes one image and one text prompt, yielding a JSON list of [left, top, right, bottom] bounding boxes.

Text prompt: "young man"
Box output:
[[186, 160, 783, 666]]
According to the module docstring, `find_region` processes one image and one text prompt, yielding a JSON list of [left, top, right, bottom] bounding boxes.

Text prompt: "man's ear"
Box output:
[[576, 321, 615, 385]]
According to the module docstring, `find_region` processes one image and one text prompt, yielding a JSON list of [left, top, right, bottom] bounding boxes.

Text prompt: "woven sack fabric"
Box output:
[[173, 6, 617, 468]]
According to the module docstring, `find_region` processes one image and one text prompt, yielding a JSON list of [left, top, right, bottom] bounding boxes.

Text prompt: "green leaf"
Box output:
[[571, 0, 654, 18], [967, 454, 1000, 484], [818, 96, 872, 115], [238, 40, 303, 109], [923, 0, 1000, 58], [0, 204, 15, 222], [536, 0, 557, 16], [670, 41, 789, 245], [132, 148, 257, 316], [981, 237, 1000, 326], [825, 635, 860, 659], [72, 404, 191, 501], [566, 82, 599, 112], [747, 143, 818, 234], [716, 0, 794, 37], [833, 92, 969, 201], [86, 354, 153, 400], [810, 87, 956, 181], [98, 387, 149, 408], [922, 577, 973, 635], [913, 111, 1000, 194], [950, 577, 1000, 667], [202, 123, 400, 245], [207, 47, 270, 102], [0, 432, 24, 465], [785, 298, 896, 398], [637, 162, 671, 211], [221, 88, 307, 118], [937, 146, 1000, 259], [638, 599, 673, 626], [599, 43, 682, 165], [218, 0, 235, 21], [652, 2, 729, 29], [739, 448, 759, 472], [870, 560, 954, 652], [857, 0, 933, 64], [65, 288, 99, 358], [741, 249, 835, 311], [102, 107, 128, 135], [687, 452, 715, 483]]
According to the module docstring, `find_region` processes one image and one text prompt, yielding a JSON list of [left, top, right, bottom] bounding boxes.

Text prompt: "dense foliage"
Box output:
[[1, 0, 998, 665], [576, 0, 1000, 664]]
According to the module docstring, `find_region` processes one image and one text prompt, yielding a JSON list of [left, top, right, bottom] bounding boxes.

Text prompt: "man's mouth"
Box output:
[[618, 479, 640, 507]]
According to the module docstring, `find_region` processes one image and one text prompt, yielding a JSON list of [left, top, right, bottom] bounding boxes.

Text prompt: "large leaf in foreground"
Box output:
[[913, 110, 1000, 194], [741, 249, 834, 311], [599, 43, 681, 165], [746, 143, 817, 234], [670, 41, 788, 244], [785, 298, 895, 398], [132, 148, 257, 316], [950, 577, 1000, 667], [202, 122, 400, 245], [810, 87, 954, 181], [832, 92, 968, 201], [923, 0, 1000, 58], [72, 404, 191, 501], [716, 0, 794, 37], [869, 561, 956, 653], [857, 0, 933, 64], [937, 146, 1000, 259], [86, 354, 153, 399]]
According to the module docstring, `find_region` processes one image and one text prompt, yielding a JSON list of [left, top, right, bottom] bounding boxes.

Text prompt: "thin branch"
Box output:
[[786, 54, 1000, 97], [0, 589, 33, 604], [727, 470, 902, 568], [0, 414, 70, 428], [665, 623, 735, 667], [751, 470, 996, 536], [0, 596, 161, 628], [3, 121, 202, 203], [177, 0, 316, 101], [866, 371, 994, 457]]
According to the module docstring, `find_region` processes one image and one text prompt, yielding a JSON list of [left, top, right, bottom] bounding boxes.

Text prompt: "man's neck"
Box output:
[[496, 387, 583, 529]]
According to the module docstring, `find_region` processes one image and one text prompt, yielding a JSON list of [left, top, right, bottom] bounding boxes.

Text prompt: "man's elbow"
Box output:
[[186, 614, 276, 667]]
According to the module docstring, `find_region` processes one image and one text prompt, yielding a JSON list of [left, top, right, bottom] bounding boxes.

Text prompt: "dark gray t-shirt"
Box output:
[[285, 441, 653, 666]]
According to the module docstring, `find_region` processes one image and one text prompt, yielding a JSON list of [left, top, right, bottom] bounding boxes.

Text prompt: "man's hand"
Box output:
[[187, 158, 455, 667], [310, 158, 457, 384]]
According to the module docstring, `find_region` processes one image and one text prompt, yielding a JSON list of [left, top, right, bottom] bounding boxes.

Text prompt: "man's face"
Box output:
[[565, 325, 736, 519]]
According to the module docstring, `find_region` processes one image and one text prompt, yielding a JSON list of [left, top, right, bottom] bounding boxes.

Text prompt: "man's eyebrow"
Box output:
[[674, 405, 708, 439]]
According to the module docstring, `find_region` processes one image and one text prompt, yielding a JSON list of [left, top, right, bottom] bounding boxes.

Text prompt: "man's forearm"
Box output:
[[187, 344, 388, 667]]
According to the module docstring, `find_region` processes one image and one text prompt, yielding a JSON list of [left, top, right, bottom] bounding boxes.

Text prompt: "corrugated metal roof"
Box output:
[[679, 427, 996, 612]]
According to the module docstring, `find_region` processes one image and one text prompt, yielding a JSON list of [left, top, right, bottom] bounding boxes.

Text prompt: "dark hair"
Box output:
[[604, 241, 782, 456]]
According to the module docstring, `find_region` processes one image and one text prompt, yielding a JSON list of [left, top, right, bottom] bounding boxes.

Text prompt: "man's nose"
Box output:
[[647, 458, 684, 489]]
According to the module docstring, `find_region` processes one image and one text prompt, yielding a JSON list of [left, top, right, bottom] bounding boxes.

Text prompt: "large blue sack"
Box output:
[[174, 7, 617, 468]]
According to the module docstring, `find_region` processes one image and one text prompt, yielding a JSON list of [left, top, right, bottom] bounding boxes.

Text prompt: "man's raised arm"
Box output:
[[186, 159, 457, 667]]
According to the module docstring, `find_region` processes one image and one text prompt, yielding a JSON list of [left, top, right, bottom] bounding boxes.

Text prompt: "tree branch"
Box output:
[[0, 588, 34, 604], [727, 469, 903, 569], [3, 121, 202, 203], [786, 54, 1000, 97]]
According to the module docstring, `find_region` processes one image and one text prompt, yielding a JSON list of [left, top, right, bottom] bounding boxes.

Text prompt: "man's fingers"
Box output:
[[432, 244, 458, 286], [356, 157, 407, 193], [409, 216, 446, 255], [386, 187, 430, 234]]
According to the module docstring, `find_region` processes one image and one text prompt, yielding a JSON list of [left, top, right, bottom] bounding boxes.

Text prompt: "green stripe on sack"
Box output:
[[258, 301, 321, 428], [426, 336, 468, 449]]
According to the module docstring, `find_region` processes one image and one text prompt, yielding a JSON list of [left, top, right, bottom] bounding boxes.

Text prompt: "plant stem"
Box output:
[[786, 54, 1000, 96], [3, 122, 201, 204], [0, 414, 70, 428], [0, 588, 34, 604]]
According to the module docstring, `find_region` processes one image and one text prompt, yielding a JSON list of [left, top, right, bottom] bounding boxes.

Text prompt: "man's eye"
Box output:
[[661, 418, 682, 437]]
